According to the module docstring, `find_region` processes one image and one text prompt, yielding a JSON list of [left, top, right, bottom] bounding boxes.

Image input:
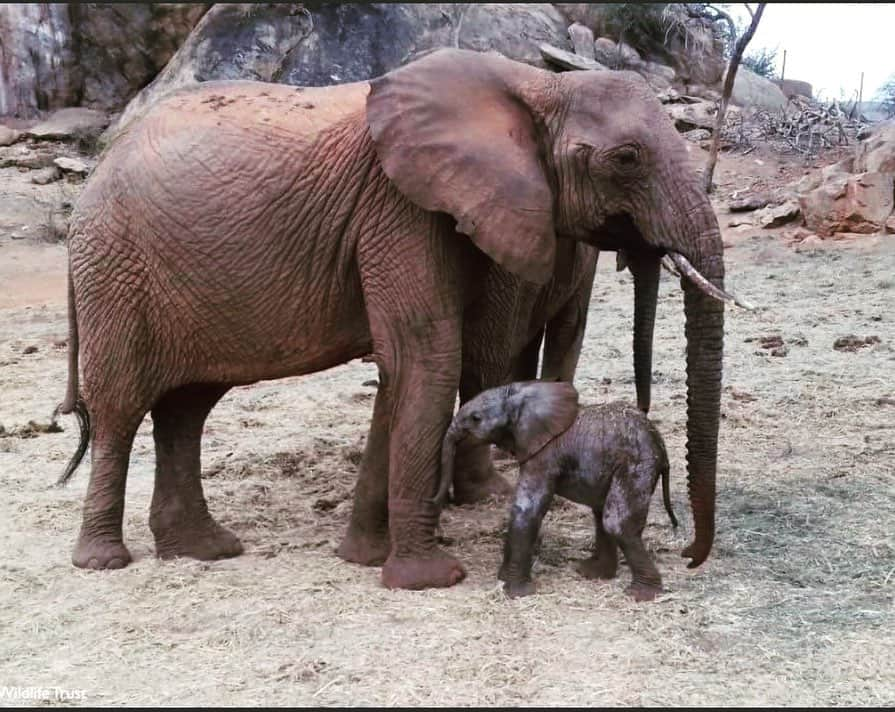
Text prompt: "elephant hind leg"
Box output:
[[337, 379, 390, 566], [602, 477, 662, 602], [576, 510, 619, 580], [72, 406, 146, 570], [149, 384, 243, 562]]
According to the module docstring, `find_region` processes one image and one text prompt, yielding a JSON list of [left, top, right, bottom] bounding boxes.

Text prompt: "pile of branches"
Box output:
[[721, 95, 872, 156]]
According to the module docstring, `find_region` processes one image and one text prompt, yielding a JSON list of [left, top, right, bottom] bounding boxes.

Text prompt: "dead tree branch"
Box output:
[[702, 2, 766, 194]]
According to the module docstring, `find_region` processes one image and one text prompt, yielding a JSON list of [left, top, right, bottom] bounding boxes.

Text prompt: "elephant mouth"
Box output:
[[590, 213, 752, 310]]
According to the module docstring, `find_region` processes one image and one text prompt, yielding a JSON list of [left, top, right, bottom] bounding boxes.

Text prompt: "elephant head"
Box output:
[[367, 49, 745, 568], [435, 381, 580, 507]]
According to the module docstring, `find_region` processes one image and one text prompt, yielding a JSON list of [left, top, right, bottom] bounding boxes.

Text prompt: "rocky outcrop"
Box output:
[[70, 3, 210, 112], [114, 3, 569, 135], [0, 4, 77, 116], [556, 2, 725, 86], [0, 4, 209, 118], [794, 122, 895, 237], [729, 67, 788, 112]]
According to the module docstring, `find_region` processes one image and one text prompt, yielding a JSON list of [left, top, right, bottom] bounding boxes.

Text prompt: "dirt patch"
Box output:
[[0, 147, 893, 706]]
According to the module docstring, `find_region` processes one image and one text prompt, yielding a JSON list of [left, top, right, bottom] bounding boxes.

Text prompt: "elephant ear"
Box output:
[[508, 381, 579, 460], [366, 48, 556, 285]]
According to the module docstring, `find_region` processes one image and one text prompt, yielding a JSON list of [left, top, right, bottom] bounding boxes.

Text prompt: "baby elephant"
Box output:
[[436, 381, 677, 602]]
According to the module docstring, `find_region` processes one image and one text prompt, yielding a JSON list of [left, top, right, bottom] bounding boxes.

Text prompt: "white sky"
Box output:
[[728, 3, 895, 101]]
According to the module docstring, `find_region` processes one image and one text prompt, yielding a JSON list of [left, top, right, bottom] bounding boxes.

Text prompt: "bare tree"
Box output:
[[701, 3, 766, 193]]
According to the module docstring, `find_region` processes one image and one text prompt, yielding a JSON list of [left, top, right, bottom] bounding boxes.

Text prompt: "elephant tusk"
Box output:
[[660, 255, 681, 278], [668, 252, 755, 310]]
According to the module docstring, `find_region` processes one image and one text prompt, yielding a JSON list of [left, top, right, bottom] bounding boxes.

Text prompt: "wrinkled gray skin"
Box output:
[[437, 381, 677, 601]]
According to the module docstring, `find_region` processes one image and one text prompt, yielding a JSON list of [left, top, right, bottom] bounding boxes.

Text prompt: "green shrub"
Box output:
[[742, 46, 778, 78]]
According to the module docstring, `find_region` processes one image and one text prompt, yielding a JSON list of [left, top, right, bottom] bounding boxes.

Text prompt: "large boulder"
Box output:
[[25, 108, 110, 141], [0, 4, 209, 118], [854, 119, 895, 174], [729, 66, 788, 112], [113, 3, 568, 135], [774, 78, 813, 100], [666, 101, 717, 132], [798, 171, 894, 237], [793, 121, 895, 237]]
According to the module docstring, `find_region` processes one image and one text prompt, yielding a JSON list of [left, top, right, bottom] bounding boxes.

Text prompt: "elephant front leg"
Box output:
[[498, 466, 554, 598], [374, 318, 466, 590], [337, 378, 391, 566]]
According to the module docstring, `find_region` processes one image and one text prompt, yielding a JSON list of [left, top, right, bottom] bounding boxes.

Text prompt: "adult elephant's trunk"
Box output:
[[628, 254, 660, 414], [433, 422, 463, 508], [675, 208, 725, 569]]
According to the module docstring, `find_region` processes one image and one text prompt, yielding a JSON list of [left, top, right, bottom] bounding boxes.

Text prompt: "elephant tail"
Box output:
[[649, 419, 678, 529], [54, 258, 90, 486]]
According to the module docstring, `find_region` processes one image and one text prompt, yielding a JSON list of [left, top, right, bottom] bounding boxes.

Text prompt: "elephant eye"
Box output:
[[469, 414, 481, 424], [611, 144, 641, 171]]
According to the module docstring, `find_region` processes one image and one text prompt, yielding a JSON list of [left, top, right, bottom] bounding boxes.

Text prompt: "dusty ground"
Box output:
[[0, 145, 893, 706]]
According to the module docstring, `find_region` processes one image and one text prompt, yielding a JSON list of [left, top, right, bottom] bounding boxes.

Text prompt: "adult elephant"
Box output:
[[58, 49, 738, 590]]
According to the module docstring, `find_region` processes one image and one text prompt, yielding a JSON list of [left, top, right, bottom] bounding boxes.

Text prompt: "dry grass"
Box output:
[[1, 161, 894, 705]]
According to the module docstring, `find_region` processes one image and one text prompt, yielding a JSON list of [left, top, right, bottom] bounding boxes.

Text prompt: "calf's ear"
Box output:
[[507, 381, 579, 459]]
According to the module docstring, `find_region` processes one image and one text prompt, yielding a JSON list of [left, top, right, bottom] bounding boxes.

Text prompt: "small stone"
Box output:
[[770, 346, 788, 357], [539, 43, 608, 72], [729, 194, 770, 212], [23, 345, 38, 354], [876, 396, 895, 406], [30, 166, 61, 185], [0, 125, 21, 146], [794, 235, 823, 252], [656, 88, 681, 104], [567, 22, 595, 59], [756, 201, 800, 228], [727, 216, 753, 228], [54, 156, 91, 175], [362, 379, 379, 388], [683, 128, 711, 142]]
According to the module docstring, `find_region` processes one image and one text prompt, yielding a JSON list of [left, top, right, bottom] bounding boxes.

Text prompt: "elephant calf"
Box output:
[[436, 381, 677, 601]]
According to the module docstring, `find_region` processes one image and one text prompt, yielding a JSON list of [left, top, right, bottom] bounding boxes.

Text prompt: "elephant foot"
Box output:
[[626, 582, 662, 603], [452, 470, 513, 505], [381, 498, 466, 589], [576, 555, 618, 580], [153, 521, 243, 562], [502, 579, 536, 599], [72, 533, 132, 570], [381, 550, 466, 590], [336, 526, 390, 567]]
